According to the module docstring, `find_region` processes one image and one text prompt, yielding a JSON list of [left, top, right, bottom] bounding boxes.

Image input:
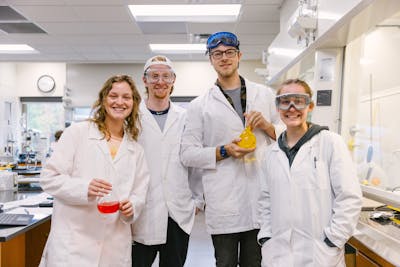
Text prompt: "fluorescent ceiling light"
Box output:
[[0, 44, 37, 54], [129, 4, 241, 22], [149, 44, 206, 54]]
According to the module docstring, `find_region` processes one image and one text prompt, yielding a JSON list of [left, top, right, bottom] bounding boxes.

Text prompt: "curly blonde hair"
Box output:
[[90, 75, 141, 140]]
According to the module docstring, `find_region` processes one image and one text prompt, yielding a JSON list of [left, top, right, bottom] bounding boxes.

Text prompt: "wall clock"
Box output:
[[37, 75, 56, 93]]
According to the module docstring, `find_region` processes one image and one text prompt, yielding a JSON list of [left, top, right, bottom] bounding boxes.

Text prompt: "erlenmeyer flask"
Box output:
[[97, 188, 119, 214], [238, 127, 256, 149]]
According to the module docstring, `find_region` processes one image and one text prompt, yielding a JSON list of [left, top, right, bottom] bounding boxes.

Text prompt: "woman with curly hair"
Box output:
[[39, 75, 150, 267]]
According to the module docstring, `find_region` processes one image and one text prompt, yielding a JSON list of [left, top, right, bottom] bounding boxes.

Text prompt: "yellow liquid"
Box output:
[[238, 127, 256, 149]]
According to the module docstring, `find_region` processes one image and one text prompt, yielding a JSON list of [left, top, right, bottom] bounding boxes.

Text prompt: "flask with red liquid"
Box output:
[[97, 189, 119, 214]]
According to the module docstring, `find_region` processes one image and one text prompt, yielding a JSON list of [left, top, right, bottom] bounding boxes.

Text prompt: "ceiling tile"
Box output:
[[137, 22, 188, 34]]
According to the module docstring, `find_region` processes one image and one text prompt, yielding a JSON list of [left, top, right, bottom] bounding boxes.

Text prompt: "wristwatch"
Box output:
[[220, 145, 229, 159]]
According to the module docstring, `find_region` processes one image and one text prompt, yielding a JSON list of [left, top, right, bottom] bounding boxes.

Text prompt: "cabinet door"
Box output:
[[356, 251, 380, 267]]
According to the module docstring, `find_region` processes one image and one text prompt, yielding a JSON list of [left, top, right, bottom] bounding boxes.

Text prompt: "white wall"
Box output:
[[16, 63, 66, 97], [66, 60, 266, 107]]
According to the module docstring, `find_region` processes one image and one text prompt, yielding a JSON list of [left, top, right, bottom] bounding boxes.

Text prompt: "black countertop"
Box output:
[[0, 191, 51, 242]]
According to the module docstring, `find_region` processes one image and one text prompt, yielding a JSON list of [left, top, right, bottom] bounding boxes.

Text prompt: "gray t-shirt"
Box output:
[[148, 107, 169, 131], [223, 87, 244, 125], [151, 113, 168, 131]]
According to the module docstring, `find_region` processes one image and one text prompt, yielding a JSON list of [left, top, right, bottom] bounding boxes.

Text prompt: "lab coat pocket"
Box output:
[[202, 168, 239, 216], [313, 160, 330, 189], [314, 239, 345, 267], [261, 236, 292, 267]]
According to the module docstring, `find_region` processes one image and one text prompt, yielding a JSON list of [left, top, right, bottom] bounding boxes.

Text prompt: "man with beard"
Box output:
[[180, 32, 284, 267], [131, 55, 203, 267]]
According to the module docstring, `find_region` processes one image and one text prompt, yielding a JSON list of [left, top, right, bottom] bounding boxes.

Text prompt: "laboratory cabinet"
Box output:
[[0, 191, 51, 267], [347, 237, 395, 267], [0, 219, 50, 267]]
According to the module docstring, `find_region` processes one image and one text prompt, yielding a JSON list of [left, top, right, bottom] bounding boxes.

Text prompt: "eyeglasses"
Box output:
[[210, 49, 238, 60], [275, 93, 311, 110], [206, 32, 240, 50], [145, 71, 175, 84]]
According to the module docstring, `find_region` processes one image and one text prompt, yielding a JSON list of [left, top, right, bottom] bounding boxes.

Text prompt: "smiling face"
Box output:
[[143, 64, 175, 100], [104, 81, 134, 123], [209, 44, 242, 79], [277, 83, 314, 131]]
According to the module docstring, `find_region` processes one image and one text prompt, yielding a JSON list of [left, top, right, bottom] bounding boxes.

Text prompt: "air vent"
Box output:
[[191, 33, 211, 43]]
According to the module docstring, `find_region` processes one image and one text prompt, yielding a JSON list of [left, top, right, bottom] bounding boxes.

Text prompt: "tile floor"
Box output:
[[152, 211, 215, 266]]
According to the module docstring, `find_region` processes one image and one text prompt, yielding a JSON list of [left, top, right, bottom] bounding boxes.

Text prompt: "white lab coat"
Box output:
[[257, 130, 362, 267], [131, 102, 199, 245], [39, 121, 150, 267], [180, 78, 283, 234]]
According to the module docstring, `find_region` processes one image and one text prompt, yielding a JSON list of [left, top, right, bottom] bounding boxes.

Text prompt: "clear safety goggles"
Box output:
[[145, 70, 175, 84], [275, 93, 311, 110], [206, 32, 240, 50]]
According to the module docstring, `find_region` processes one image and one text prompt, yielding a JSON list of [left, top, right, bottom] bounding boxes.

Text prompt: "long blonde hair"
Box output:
[[90, 75, 141, 140]]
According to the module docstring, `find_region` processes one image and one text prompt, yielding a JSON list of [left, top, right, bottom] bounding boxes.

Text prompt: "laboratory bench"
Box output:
[[344, 195, 400, 267], [1, 187, 400, 267], [0, 191, 51, 267]]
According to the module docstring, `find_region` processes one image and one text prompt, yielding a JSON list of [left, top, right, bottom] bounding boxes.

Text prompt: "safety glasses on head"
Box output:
[[275, 93, 311, 110], [206, 32, 240, 51]]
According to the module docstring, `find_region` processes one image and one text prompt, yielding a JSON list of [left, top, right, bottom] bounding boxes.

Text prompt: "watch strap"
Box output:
[[220, 145, 229, 159]]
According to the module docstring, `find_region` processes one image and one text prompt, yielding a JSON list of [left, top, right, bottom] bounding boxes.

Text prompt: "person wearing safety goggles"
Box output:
[[257, 79, 362, 267], [131, 55, 204, 267], [180, 31, 284, 267]]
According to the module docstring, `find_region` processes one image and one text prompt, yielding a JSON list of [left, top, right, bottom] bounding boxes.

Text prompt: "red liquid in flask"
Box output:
[[97, 201, 119, 214]]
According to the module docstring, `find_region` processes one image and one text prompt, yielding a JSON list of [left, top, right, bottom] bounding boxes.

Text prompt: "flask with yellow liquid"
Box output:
[[237, 126, 256, 149]]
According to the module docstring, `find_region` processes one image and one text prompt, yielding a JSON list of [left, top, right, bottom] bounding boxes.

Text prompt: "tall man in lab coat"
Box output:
[[180, 32, 284, 267], [131, 55, 203, 267]]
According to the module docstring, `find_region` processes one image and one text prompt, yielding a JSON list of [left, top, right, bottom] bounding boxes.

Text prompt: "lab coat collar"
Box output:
[[140, 101, 160, 133], [243, 78, 259, 112], [210, 85, 236, 113], [210, 84, 243, 127], [270, 142, 292, 179], [163, 102, 179, 134], [139, 100, 179, 136], [211, 77, 259, 112], [87, 121, 135, 163], [271, 135, 318, 173]]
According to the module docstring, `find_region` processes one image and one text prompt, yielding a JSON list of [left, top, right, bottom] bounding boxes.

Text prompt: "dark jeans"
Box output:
[[132, 217, 189, 267], [211, 229, 261, 267]]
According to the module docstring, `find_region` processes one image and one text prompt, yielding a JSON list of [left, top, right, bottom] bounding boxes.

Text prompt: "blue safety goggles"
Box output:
[[206, 32, 240, 51]]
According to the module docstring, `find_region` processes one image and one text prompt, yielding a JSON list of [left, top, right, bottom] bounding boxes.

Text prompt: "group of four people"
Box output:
[[38, 31, 362, 267]]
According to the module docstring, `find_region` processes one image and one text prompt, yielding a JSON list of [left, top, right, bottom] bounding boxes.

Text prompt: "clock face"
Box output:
[[37, 75, 55, 93]]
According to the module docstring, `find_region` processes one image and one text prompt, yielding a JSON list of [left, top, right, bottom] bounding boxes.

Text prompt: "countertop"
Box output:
[[0, 191, 51, 242], [354, 210, 400, 265]]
